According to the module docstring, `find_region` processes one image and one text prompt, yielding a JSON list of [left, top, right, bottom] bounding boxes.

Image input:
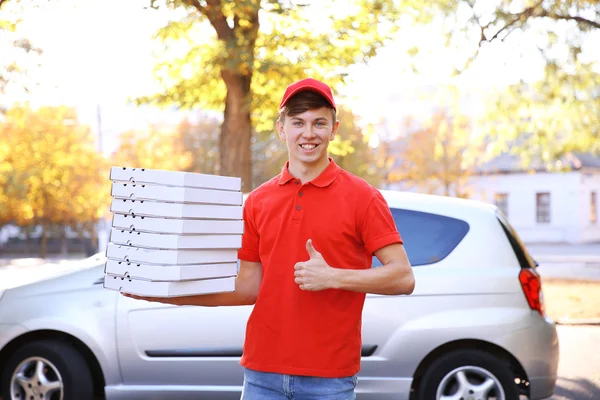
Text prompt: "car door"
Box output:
[[359, 207, 471, 383], [115, 293, 252, 390]]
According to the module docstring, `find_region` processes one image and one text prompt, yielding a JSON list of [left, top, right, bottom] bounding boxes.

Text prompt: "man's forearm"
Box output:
[[331, 262, 414, 295], [172, 290, 254, 307], [160, 260, 262, 307], [173, 273, 259, 306]]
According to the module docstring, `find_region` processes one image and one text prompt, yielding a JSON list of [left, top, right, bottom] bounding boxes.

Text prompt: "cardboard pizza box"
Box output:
[[110, 166, 241, 191], [111, 182, 243, 206], [110, 229, 241, 250], [104, 259, 238, 281], [105, 243, 239, 265], [104, 274, 236, 297], [111, 214, 244, 235], [110, 198, 242, 220]]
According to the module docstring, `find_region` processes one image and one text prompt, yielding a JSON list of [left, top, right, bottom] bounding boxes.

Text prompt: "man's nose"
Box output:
[[302, 125, 317, 138]]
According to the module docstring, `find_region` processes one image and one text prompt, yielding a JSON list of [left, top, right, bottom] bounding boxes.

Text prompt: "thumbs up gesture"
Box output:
[[294, 239, 337, 291]]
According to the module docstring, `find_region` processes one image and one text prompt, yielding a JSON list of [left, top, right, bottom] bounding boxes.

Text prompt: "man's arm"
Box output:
[[332, 243, 414, 295], [295, 240, 414, 295], [123, 259, 263, 306]]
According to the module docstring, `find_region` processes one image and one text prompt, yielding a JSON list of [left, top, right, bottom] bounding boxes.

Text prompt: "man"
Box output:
[[125, 78, 415, 400]]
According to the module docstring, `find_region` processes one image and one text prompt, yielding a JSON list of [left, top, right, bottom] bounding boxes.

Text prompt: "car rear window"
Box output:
[[372, 208, 470, 267], [496, 212, 537, 269]]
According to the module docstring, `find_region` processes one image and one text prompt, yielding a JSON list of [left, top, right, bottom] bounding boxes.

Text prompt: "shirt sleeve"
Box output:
[[237, 193, 261, 262], [360, 190, 403, 255]]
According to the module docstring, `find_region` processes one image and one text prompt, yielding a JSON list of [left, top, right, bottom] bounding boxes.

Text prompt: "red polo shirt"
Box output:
[[237, 158, 402, 377]]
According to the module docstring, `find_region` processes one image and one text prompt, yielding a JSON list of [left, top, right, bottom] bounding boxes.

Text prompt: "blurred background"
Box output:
[[1, 2, 599, 276], [1, 0, 599, 259]]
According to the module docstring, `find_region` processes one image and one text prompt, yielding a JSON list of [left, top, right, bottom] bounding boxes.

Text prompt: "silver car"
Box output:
[[0, 190, 559, 400]]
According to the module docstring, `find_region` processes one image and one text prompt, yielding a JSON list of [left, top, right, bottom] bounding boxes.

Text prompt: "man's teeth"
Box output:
[[300, 144, 316, 150]]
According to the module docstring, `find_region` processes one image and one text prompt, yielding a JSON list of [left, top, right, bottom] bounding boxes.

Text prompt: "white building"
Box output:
[[468, 152, 600, 244], [385, 152, 600, 244]]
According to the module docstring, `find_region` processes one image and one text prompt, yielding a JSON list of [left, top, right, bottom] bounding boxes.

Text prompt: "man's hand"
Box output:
[[121, 292, 181, 306], [294, 239, 338, 291]]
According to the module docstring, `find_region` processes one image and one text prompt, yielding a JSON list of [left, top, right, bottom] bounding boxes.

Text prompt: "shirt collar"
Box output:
[[278, 158, 340, 187]]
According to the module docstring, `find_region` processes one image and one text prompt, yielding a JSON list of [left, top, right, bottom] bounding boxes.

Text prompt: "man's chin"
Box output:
[[294, 153, 325, 164]]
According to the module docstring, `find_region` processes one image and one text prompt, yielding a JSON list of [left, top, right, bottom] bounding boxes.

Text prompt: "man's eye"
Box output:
[[293, 122, 302, 126]]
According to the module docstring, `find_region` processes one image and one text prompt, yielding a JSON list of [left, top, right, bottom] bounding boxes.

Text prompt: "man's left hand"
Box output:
[[294, 239, 338, 291]]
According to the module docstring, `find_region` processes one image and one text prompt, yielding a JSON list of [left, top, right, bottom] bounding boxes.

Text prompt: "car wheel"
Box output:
[[1, 339, 94, 400], [417, 349, 519, 400]]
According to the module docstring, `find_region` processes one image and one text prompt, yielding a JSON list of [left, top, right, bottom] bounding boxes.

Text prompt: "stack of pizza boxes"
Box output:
[[103, 167, 243, 297]]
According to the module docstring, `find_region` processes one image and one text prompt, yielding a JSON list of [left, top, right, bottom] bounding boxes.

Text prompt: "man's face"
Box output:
[[277, 107, 339, 166]]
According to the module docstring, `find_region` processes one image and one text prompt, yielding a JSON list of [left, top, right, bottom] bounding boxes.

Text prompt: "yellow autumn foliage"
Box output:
[[0, 104, 110, 230]]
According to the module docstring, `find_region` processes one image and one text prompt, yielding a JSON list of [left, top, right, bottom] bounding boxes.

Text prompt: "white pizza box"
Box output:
[[110, 166, 241, 191], [104, 259, 238, 281], [110, 198, 242, 220], [104, 274, 236, 297], [106, 243, 239, 265], [111, 182, 242, 206], [110, 228, 242, 250], [111, 214, 244, 235]]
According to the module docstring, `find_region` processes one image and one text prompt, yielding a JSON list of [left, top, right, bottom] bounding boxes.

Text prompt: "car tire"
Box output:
[[1, 339, 94, 400], [417, 349, 519, 400]]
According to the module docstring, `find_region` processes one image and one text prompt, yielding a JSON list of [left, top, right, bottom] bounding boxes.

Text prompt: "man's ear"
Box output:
[[276, 119, 285, 141], [330, 120, 340, 141]]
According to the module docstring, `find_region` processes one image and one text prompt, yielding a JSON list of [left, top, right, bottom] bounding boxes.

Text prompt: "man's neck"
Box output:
[[288, 157, 330, 184]]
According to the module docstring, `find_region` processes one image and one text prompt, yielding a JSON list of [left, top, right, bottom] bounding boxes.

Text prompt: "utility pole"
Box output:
[[97, 103, 103, 154], [94, 103, 107, 255]]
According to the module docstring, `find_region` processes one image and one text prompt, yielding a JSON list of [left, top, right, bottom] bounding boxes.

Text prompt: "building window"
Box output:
[[494, 193, 509, 218], [592, 192, 597, 224], [536, 193, 551, 223]]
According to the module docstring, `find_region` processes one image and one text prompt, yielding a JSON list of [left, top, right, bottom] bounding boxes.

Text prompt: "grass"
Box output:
[[542, 278, 600, 323]]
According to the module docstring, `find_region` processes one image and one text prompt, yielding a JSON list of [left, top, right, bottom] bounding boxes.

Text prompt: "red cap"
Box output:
[[279, 78, 336, 111]]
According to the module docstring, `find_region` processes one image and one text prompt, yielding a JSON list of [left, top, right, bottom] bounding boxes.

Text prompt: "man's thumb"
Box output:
[[306, 239, 320, 258]]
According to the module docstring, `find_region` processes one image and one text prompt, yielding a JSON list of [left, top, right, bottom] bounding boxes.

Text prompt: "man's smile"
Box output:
[[300, 144, 319, 150]]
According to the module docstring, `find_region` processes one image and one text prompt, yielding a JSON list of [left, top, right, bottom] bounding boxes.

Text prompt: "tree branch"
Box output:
[[186, 0, 233, 40], [465, 0, 490, 45], [233, 13, 240, 32], [487, 0, 544, 42], [485, 1, 600, 45], [543, 12, 600, 30]]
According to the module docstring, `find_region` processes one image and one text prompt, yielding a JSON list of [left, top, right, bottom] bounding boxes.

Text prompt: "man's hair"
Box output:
[[278, 91, 337, 124]]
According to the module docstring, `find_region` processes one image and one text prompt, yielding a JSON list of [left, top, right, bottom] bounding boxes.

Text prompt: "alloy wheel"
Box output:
[[436, 365, 505, 400], [10, 356, 64, 400]]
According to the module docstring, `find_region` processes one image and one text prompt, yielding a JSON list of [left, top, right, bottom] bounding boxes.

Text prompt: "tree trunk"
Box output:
[[220, 71, 253, 191], [88, 221, 98, 256], [24, 228, 31, 255], [40, 225, 47, 259], [60, 225, 68, 256], [198, 1, 259, 191]]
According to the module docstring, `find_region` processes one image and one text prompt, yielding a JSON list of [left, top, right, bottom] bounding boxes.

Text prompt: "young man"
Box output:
[[125, 78, 415, 400]]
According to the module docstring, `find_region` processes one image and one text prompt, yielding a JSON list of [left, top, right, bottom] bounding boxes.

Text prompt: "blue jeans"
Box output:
[[241, 368, 357, 400]]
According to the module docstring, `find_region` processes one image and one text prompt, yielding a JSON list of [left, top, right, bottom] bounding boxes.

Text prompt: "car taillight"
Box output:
[[519, 268, 544, 316]]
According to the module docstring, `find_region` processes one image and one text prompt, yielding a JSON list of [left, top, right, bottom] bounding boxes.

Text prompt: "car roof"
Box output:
[[244, 189, 498, 220], [379, 190, 497, 217]]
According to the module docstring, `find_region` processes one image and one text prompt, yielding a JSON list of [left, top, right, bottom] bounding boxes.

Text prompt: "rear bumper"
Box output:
[[519, 314, 559, 399], [529, 376, 557, 399]]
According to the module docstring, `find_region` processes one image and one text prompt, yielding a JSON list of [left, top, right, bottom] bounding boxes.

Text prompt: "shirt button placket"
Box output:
[[292, 182, 303, 222]]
